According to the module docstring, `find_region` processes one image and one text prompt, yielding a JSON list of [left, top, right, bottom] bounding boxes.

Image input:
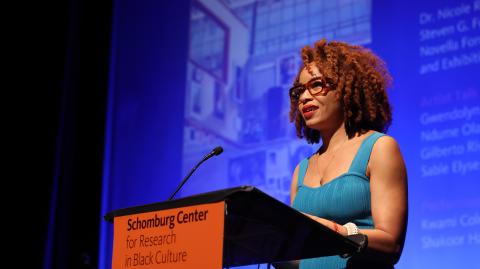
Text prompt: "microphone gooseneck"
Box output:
[[168, 146, 224, 201], [212, 146, 223, 156]]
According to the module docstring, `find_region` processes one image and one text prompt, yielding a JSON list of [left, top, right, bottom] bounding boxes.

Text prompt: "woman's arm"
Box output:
[[299, 136, 408, 263], [361, 135, 408, 262], [290, 164, 300, 206]]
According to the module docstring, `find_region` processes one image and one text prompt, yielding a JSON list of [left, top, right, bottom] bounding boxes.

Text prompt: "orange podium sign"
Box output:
[[106, 186, 365, 268], [111, 201, 225, 269]]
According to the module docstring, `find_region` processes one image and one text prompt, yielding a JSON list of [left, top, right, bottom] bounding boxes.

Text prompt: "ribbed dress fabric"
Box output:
[[292, 132, 384, 269]]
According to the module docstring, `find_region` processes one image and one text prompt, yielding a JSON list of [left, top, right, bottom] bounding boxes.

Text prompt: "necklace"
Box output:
[[316, 138, 349, 185]]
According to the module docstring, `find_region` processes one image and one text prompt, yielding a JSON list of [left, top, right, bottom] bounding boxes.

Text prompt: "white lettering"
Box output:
[[420, 127, 459, 141], [421, 218, 457, 230], [420, 26, 455, 41], [460, 213, 480, 227], [420, 106, 480, 125], [437, 4, 471, 20], [421, 163, 450, 177], [462, 122, 480, 136], [420, 144, 465, 160], [422, 235, 464, 249], [420, 39, 459, 57], [451, 160, 480, 175]]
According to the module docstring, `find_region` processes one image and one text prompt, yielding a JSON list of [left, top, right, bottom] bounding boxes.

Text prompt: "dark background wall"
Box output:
[[18, 1, 112, 268]]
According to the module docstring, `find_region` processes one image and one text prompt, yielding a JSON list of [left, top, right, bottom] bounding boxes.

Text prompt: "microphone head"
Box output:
[[213, 146, 224, 156]]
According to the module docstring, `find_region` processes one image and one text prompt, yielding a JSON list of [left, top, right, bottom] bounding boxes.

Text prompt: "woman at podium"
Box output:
[[288, 39, 408, 268]]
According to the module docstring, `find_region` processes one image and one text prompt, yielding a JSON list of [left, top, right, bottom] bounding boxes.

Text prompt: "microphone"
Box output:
[[168, 146, 224, 201]]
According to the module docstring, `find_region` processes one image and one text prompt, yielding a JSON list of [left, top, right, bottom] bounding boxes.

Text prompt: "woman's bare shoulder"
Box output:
[[373, 134, 402, 156], [369, 134, 406, 177]]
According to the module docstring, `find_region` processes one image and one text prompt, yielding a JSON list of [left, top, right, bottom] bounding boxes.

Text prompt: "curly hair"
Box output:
[[289, 39, 393, 144]]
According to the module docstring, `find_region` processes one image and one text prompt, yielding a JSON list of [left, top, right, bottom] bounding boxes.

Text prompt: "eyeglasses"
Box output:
[[289, 77, 333, 102]]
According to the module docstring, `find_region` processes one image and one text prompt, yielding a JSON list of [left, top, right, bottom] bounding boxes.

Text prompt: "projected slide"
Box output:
[[182, 0, 372, 203], [101, 1, 479, 268], [181, 0, 479, 268], [400, 1, 480, 268]]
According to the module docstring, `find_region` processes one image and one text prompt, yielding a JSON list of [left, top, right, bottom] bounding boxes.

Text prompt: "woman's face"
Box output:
[[297, 64, 343, 131]]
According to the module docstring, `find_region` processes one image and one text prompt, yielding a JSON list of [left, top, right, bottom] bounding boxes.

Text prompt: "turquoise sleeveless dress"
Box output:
[[292, 132, 384, 269]]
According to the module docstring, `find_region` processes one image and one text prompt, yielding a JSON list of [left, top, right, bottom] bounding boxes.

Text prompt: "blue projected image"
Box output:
[[100, 0, 479, 268], [182, 0, 373, 204], [190, 4, 228, 80]]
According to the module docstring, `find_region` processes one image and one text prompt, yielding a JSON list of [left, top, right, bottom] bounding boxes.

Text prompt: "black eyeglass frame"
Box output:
[[289, 77, 334, 102]]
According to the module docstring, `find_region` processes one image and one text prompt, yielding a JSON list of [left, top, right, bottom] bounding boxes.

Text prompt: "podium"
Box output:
[[105, 186, 366, 268]]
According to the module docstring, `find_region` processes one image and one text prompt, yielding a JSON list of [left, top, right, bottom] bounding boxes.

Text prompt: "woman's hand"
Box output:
[[301, 212, 348, 236]]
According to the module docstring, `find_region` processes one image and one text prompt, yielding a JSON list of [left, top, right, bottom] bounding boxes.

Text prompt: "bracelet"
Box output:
[[343, 222, 359, 235], [332, 221, 339, 233]]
